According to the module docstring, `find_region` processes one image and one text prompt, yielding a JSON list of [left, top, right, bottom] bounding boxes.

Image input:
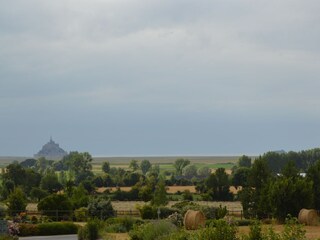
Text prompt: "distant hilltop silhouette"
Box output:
[[34, 137, 68, 160]]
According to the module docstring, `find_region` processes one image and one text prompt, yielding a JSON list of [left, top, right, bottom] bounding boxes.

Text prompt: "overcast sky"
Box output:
[[1, 0, 320, 157]]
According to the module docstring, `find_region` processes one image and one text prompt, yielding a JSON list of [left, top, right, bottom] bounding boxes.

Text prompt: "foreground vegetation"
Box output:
[[1, 148, 320, 239]]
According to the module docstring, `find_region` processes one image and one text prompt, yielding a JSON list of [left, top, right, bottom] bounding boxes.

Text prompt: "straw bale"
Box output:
[[183, 210, 206, 230], [298, 209, 318, 226]]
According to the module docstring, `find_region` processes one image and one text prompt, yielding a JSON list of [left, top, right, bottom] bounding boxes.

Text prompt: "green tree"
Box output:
[[174, 159, 190, 176], [6, 187, 27, 216], [151, 179, 168, 206], [129, 160, 139, 171], [38, 194, 73, 220], [24, 169, 42, 193], [20, 158, 37, 168], [197, 166, 211, 179], [281, 160, 299, 178], [30, 187, 49, 202], [68, 152, 93, 175], [88, 196, 114, 220], [182, 165, 198, 179], [238, 155, 252, 168], [70, 184, 89, 209], [268, 177, 314, 222], [3, 163, 26, 186], [40, 172, 63, 193], [204, 168, 232, 201], [140, 160, 152, 175], [249, 158, 271, 190], [307, 160, 320, 209], [232, 167, 251, 189], [102, 161, 110, 173], [35, 157, 53, 173]]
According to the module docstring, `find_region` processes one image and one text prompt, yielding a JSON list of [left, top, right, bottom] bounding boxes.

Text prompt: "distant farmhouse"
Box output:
[[34, 137, 68, 160]]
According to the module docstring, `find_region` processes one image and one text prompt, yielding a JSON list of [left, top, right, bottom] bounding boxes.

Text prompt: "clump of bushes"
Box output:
[[129, 220, 177, 240], [18, 222, 78, 236], [167, 212, 184, 227], [104, 217, 144, 233], [78, 220, 99, 240], [171, 201, 226, 220], [128, 217, 307, 240], [137, 205, 179, 219], [75, 207, 88, 222], [87, 196, 114, 220]]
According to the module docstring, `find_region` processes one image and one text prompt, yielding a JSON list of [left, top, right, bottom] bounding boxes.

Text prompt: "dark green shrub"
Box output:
[[78, 220, 99, 240], [18, 222, 78, 236], [75, 207, 88, 222], [31, 216, 38, 224], [138, 205, 156, 219], [182, 190, 193, 201], [138, 205, 179, 219], [235, 219, 254, 226], [18, 223, 39, 236], [37, 194, 73, 220], [37, 222, 78, 235], [159, 207, 179, 219]]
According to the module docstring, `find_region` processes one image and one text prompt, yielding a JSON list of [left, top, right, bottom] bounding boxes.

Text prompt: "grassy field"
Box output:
[[0, 155, 240, 171], [105, 225, 320, 240], [91, 156, 239, 174]]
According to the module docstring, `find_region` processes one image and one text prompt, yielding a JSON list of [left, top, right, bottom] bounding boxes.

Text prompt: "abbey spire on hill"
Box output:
[[34, 137, 68, 160]]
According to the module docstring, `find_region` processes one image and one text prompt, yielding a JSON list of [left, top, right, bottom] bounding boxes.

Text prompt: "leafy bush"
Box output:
[[167, 212, 184, 227], [18, 223, 39, 236], [246, 221, 264, 240], [171, 201, 199, 210], [182, 190, 193, 201], [282, 216, 306, 240], [31, 216, 38, 224], [215, 205, 228, 219], [105, 223, 127, 233], [88, 197, 114, 220], [138, 205, 156, 219], [19, 222, 78, 236], [105, 217, 142, 232], [78, 220, 99, 240], [129, 220, 177, 240], [235, 219, 254, 226], [192, 219, 238, 240], [138, 205, 179, 219], [75, 207, 88, 222], [37, 194, 73, 220]]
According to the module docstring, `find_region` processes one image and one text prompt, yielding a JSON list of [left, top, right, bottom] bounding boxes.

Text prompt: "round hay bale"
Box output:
[[298, 209, 318, 226], [183, 210, 206, 230]]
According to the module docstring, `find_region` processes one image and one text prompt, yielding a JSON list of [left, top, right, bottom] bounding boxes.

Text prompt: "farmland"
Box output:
[[91, 155, 239, 174]]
